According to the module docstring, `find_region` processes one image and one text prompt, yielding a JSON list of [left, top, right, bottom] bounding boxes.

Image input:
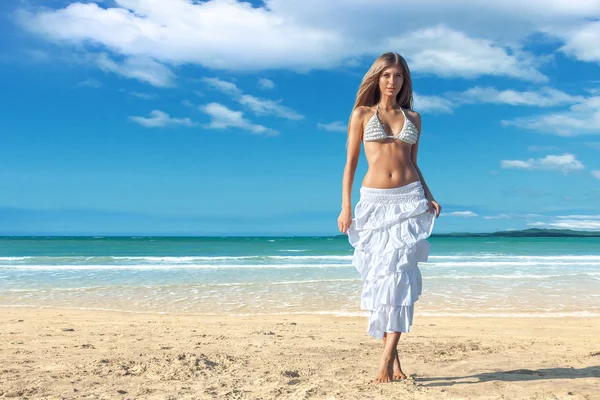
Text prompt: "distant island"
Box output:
[[430, 228, 600, 238]]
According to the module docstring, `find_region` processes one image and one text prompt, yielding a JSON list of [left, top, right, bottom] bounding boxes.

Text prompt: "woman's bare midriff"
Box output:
[[361, 140, 420, 189]]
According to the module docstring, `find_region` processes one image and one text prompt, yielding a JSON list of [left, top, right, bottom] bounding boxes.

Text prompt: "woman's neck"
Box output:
[[378, 95, 398, 111]]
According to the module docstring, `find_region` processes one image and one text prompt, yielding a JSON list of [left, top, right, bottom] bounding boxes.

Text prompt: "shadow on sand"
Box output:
[[415, 366, 600, 387]]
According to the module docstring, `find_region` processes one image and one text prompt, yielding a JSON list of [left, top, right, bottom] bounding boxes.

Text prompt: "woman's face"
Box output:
[[379, 64, 404, 99]]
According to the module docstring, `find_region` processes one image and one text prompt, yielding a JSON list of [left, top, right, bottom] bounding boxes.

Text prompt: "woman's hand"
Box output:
[[428, 200, 442, 218], [337, 208, 353, 234]]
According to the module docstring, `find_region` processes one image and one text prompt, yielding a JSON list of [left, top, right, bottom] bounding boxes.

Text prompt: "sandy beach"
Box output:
[[1, 308, 599, 399]]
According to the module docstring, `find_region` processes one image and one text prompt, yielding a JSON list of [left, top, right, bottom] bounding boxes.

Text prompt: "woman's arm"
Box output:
[[410, 112, 441, 217], [410, 112, 434, 200], [341, 107, 366, 210]]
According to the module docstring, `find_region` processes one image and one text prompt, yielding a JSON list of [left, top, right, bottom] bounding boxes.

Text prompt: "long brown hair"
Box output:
[[353, 52, 413, 111], [344, 53, 413, 149]]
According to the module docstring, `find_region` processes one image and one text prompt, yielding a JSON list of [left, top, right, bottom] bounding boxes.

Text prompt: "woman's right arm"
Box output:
[[338, 107, 365, 233]]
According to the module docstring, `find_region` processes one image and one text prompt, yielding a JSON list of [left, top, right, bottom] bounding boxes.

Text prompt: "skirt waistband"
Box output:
[[359, 181, 425, 204]]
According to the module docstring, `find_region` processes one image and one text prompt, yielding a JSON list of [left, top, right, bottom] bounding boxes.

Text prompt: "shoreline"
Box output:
[[2, 307, 599, 399], [2, 304, 600, 319]]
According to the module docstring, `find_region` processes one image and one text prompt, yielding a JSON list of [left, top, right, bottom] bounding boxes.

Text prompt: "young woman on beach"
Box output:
[[337, 52, 441, 383]]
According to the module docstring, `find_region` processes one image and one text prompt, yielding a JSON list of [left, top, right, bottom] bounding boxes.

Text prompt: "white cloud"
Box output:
[[556, 214, 600, 220], [95, 53, 175, 87], [414, 86, 584, 115], [453, 86, 582, 106], [239, 95, 303, 120], [483, 214, 511, 220], [317, 121, 347, 132], [203, 77, 303, 120], [202, 77, 242, 96], [445, 211, 479, 217], [529, 214, 600, 230], [258, 78, 275, 90], [181, 100, 194, 108], [502, 110, 600, 136], [77, 78, 102, 88], [592, 170, 600, 179], [500, 160, 532, 169], [529, 219, 600, 230], [16, 2, 345, 74], [129, 110, 195, 128], [385, 25, 546, 82], [501, 94, 600, 136], [500, 153, 584, 173], [200, 103, 277, 135], [556, 21, 600, 64], [523, 213, 543, 218], [266, 0, 600, 40], [16, 1, 565, 82], [413, 93, 453, 114]]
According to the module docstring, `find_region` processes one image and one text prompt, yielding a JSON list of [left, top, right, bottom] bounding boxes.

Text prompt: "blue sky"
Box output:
[[1, 0, 600, 236]]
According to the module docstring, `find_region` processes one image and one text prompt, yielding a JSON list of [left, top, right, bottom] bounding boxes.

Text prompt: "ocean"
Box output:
[[1, 236, 599, 317]]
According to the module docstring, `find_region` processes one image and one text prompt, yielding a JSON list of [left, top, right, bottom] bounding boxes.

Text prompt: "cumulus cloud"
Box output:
[[17, 0, 580, 82], [200, 103, 277, 135], [556, 21, 600, 64], [592, 170, 600, 179], [317, 121, 347, 132], [500, 153, 584, 173], [258, 78, 275, 90], [385, 26, 546, 82], [129, 110, 196, 128]]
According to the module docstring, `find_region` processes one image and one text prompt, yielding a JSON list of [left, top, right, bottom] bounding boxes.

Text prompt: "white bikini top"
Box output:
[[363, 104, 419, 145]]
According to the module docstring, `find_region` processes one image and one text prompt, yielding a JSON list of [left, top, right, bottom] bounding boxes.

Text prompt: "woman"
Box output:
[[337, 52, 441, 383]]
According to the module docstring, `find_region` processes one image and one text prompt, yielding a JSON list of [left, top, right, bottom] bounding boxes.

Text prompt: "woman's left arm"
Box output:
[[411, 112, 441, 218]]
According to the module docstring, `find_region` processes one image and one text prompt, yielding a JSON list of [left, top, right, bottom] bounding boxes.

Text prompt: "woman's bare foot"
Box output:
[[372, 352, 394, 383], [373, 331, 401, 383], [392, 350, 407, 380]]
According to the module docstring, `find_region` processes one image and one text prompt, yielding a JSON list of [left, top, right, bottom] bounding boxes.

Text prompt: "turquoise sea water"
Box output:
[[1, 236, 599, 317]]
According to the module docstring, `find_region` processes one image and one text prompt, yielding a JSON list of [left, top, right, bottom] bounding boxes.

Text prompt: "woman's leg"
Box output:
[[382, 332, 407, 380], [373, 331, 401, 382]]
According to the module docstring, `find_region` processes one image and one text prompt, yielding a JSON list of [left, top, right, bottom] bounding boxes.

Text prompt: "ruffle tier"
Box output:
[[347, 183, 435, 339]]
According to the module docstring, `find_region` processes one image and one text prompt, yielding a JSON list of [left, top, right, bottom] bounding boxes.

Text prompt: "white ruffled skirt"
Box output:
[[347, 181, 435, 339]]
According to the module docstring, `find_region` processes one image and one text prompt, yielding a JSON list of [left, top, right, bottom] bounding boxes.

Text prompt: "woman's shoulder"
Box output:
[[404, 108, 421, 119], [404, 108, 422, 132], [404, 108, 421, 124], [351, 105, 376, 121], [353, 105, 376, 115]]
